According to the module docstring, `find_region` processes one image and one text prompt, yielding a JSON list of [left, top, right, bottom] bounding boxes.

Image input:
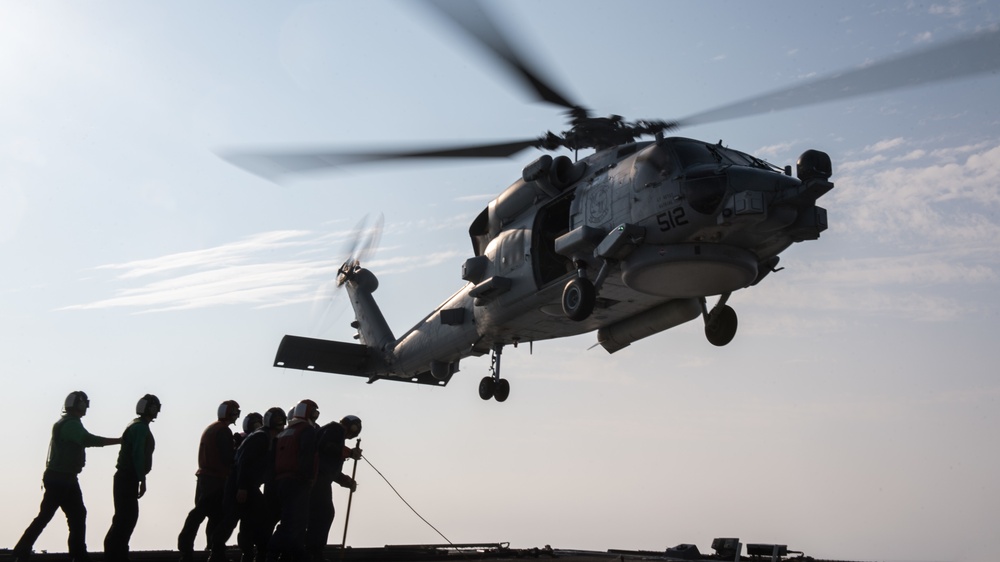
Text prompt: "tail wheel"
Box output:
[[562, 277, 596, 321]]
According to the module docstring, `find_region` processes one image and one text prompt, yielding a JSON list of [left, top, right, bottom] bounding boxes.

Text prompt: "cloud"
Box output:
[[792, 251, 998, 286], [748, 278, 970, 323], [742, 142, 1000, 326], [93, 230, 326, 280], [367, 249, 466, 276], [62, 227, 463, 313], [929, 3, 964, 17], [833, 143, 1000, 247], [755, 141, 796, 158], [865, 137, 906, 153], [894, 149, 926, 162], [839, 154, 888, 173]]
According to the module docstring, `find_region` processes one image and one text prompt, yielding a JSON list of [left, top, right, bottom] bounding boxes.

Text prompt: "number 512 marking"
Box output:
[[656, 207, 688, 231]]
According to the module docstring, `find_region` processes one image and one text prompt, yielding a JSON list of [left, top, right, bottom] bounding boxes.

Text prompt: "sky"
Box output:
[[2, 1, 999, 562]]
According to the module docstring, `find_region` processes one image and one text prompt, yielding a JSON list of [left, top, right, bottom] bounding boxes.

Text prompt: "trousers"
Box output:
[[304, 480, 336, 553], [15, 471, 89, 561], [266, 478, 312, 562], [103, 471, 140, 562], [178, 474, 227, 554]]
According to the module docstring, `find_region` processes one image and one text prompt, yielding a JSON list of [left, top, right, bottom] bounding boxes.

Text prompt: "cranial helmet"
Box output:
[[341, 415, 362, 439], [218, 400, 241, 421], [64, 391, 90, 413], [292, 399, 319, 422], [136, 394, 161, 416], [242, 412, 263, 433], [263, 407, 287, 430]]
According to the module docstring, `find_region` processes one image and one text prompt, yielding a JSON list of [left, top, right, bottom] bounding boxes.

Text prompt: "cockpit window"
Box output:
[[673, 141, 717, 167], [673, 140, 768, 170]]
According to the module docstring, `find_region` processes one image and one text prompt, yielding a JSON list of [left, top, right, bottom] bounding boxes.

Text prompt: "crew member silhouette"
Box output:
[[211, 407, 287, 562], [266, 400, 320, 562], [305, 415, 362, 562], [178, 400, 241, 562], [13, 391, 120, 562], [104, 393, 160, 562]]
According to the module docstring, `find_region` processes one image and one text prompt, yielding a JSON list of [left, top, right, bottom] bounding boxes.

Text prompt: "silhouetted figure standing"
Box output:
[[305, 415, 362, 562], [178, 400, 241, 562], [13, 391, 121, 562], [211, 408, 286, 562], [266, 400, 320, 562], [104, 394, 160, 562]]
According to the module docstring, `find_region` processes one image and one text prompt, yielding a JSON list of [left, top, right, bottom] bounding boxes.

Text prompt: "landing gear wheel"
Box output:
[[478, 377, 495, 400], [562, 277, 596, 321], [705, 304, 738, 347], [493, 379, 510, 402]]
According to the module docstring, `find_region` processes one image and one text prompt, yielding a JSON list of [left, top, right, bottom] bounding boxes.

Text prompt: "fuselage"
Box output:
[[344, 137, 832, 380]]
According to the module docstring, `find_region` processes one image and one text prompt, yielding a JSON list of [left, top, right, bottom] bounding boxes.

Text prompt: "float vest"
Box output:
[[273, 421, 317, 481]]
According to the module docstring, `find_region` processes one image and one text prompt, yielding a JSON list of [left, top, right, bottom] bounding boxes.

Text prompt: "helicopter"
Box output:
[[222, 1, 1000, 402]]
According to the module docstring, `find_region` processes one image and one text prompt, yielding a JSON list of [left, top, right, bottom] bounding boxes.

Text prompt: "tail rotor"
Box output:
[[310, 214, 384, 336]]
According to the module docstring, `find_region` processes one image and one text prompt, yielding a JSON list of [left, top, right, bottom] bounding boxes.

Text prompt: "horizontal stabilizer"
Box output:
[[274, 335, 372, 375], [273, 335, 453, 387]]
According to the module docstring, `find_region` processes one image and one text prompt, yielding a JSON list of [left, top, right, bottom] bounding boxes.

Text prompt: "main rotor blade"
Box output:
[[424, 0, 580, 111], [218, 138, 542, 180], [673, 28, 1000, 128]]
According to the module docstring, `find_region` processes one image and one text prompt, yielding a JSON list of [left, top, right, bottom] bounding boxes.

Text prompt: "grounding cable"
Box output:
[[361, 455, 454, 545]]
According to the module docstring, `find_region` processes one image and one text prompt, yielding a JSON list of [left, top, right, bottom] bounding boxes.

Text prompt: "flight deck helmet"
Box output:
[[64, 391, 90, 415], [341, 415, 362, 439], [242, 412, 263, 433], [218, 400, 241, 423], [292, 399, 319, 423], [136, 394, 161, 417], [263, 407, 287, 430]]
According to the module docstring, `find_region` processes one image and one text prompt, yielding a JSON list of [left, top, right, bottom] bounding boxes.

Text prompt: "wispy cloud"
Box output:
[[865, 137, 906, 153], [792, 252, 998, 286], [745, 142, 1000, 326], [62, 227, 464, 313], [929, 2, 964, 18], [839, 154, 888, 173], [755, 141, 796, 158], [748, 279, 970, 323], [833, 142, 1000, 247]]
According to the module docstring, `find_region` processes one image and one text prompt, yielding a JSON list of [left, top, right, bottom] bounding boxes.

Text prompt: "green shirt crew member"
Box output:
[[103, 394, 160, 562], [13, 391, 121, 562]]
